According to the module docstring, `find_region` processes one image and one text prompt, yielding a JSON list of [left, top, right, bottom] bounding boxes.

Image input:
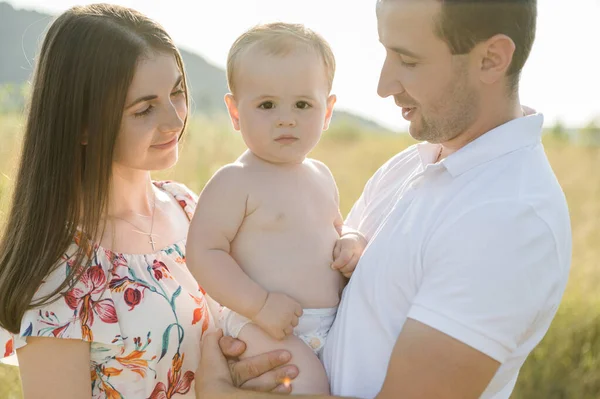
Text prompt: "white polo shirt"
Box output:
[[322, 114, 572, 399]]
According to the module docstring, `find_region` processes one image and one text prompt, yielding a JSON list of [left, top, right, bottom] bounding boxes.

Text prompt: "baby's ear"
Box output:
[[323, 94, 337, 131], [224, 93, 241, 131]]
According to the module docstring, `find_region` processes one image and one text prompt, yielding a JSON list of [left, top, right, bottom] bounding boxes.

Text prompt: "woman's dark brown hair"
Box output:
[[0, 3, 189, 333]]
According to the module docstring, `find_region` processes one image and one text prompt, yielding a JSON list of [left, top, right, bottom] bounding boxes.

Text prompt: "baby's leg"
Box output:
[[237, 323, 330, 394]]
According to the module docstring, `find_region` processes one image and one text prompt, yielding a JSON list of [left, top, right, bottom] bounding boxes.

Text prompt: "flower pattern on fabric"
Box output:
[[0, 181, 212, 398]]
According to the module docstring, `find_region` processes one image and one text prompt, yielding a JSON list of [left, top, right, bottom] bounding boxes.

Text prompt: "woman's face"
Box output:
[[113, 52, 187, 172]]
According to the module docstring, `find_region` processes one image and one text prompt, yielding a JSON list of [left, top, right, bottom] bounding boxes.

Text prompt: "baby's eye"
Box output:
[[296, 101, 311, 109], [259, 101, 275, 110]]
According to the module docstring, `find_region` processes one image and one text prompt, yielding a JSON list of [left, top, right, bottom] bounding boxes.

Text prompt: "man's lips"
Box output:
[[402, 107, 417, 121]]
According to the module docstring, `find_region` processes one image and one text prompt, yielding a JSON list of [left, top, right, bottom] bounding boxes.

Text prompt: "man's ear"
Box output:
[[477, 34, 516, 85], [224, 93, 241, 131], [322, 94, 337, 131]]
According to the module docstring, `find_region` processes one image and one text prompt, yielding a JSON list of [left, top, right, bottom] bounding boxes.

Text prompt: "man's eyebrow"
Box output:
[[125, 75, 183, 109], [380, 40, 422, 59]]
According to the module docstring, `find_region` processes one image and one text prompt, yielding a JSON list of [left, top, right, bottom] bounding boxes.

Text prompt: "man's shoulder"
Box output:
[[382, 143, 421, 169], [365, 144, 421, 190]]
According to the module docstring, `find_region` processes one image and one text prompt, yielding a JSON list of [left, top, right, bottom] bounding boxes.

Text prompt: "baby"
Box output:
[[187, 23, 367, 394]]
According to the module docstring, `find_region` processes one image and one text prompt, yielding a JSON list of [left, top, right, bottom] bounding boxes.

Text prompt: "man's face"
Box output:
[[376, 0, 481, 143]]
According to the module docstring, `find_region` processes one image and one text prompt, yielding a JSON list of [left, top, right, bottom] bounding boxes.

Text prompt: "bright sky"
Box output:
[[6, 0, 600, 130]]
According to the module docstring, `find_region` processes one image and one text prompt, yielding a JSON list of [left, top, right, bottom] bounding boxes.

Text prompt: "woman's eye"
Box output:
[[296, 101, 311, 109], [171, 88, 185, 97], [259, 101, 274, 109], [134, 105, 154, 118]]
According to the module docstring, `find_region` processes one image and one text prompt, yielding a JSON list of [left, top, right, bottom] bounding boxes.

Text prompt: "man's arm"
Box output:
[[197, 323, 499, 399], [376, 319, 499, 398]]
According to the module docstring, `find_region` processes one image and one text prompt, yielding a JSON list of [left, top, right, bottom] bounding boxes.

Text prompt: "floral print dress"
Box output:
[[0, 181, 213, 398]]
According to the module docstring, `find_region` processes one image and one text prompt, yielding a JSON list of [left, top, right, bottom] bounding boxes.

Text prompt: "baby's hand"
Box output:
[[331, 231, 368, 278], [253, 292, 303, 340]]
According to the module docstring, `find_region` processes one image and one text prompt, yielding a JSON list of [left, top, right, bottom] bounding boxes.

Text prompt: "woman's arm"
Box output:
[[17, 336, 92, 398]]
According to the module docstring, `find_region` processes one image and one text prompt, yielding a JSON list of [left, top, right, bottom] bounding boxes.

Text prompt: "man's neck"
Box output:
[[438, 96, 523, 161]]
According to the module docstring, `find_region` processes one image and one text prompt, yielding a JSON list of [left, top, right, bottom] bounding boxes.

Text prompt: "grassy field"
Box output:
[[0, 113, 599, 398]]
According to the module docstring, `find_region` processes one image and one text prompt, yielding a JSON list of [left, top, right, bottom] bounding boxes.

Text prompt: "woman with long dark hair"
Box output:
[[0, 4, 295, 398]]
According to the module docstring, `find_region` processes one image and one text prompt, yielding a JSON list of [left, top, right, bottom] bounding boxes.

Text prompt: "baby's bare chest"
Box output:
[[244, 174, 338, 232]]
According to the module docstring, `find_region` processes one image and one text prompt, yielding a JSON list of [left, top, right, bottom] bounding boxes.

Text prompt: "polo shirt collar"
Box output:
[[422, 114, 545, 177]]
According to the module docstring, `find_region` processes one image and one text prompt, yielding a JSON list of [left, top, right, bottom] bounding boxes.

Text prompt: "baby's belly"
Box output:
[[231, 226, 344, 308]]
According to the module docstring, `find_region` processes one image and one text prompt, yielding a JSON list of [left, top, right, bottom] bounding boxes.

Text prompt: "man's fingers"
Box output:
[[272, 383, 294, 393], [231, 350, 293, 387], [240, 364, 298, 392], [219, 335, 246, 358], [295, 305, 303, 317]]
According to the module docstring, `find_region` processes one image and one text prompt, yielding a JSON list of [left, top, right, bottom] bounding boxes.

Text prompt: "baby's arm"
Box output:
[[312, 160, 367, 277], [187, 165, 302, 339], [187, 165, 267, 318]]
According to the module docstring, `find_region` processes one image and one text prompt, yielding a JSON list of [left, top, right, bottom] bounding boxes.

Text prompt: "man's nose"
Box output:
[[377, 57, 406, 99]]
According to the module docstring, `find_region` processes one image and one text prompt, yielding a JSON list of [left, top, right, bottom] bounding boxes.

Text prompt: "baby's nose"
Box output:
[[276, 118, 297, 128]]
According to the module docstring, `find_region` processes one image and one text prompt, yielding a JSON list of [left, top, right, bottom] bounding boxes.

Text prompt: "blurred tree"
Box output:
[[579, 119, 600, 147], [548, 119, 570, 142]]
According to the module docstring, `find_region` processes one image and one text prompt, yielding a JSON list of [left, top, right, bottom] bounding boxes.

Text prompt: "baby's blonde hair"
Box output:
[[226, 22, 336, 95]]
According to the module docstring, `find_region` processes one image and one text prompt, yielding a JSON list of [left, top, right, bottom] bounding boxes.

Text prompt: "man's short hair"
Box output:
[[435, 0, 537, 91]]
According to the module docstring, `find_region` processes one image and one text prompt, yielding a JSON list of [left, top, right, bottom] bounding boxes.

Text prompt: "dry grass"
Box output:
[[0, 114, 598, 398]]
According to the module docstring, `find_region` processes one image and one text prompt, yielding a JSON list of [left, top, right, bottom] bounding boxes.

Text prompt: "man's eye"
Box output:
[[400, 59, 418, 68], [296, 101, 311, 109], [259, 101, 274, 109]]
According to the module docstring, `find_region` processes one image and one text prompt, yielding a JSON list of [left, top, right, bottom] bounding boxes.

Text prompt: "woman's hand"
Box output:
[[196, 330, 298, 398]]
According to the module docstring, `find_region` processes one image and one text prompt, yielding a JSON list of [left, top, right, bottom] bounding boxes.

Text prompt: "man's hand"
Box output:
[[196, 330, 299, 398], [331, 231, 368, 278], [253, 293, 303, 340]]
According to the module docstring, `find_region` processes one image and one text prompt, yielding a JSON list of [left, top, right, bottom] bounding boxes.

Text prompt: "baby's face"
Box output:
[[226, 49, 335, 164]]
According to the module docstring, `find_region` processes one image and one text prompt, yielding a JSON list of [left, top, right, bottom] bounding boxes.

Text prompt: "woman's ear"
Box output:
[[224, 93, 241, 131]]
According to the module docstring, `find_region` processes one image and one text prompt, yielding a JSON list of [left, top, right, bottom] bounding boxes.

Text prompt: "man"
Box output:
[[197, 0, 572, 398]]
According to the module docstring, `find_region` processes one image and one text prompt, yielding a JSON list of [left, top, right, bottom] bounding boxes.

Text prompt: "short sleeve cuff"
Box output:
[[408, 304, 511, 363]]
